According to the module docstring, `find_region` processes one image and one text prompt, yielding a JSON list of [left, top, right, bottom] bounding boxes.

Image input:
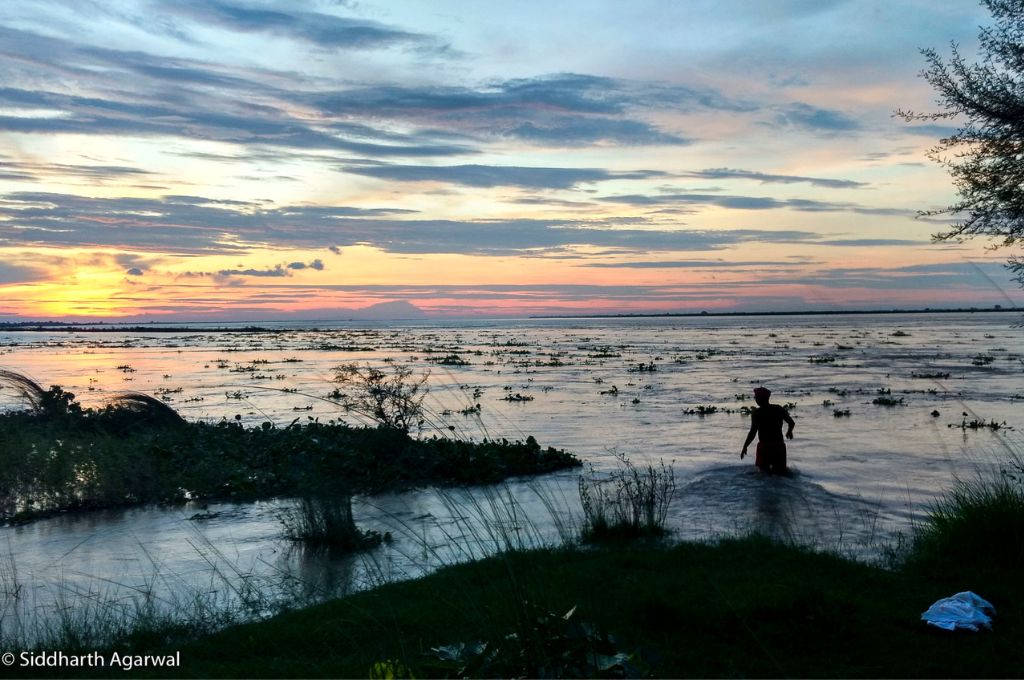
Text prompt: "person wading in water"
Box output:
[[740, 386, 794, 474]]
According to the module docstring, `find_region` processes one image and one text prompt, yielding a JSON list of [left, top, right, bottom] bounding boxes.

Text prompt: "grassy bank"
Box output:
[[26, 534, 1019, 678], [25, 453, 1023, 679], [0, 375, 579, 524]]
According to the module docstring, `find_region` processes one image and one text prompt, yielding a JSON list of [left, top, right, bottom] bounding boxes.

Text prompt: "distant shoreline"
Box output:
[[529, 307, 1023, 320], [0, 306, 1020, 332]]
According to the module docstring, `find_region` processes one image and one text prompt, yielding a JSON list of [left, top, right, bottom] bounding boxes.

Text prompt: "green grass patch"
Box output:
[[49, 536, 1024, 678], [906, 471, 1024, 571]]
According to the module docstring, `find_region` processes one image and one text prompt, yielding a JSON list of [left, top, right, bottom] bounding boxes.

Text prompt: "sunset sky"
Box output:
[[0, 0, 1020, 320]]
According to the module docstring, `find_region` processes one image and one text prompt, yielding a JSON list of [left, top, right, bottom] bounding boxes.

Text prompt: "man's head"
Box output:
[[753, 386, 771, 407]]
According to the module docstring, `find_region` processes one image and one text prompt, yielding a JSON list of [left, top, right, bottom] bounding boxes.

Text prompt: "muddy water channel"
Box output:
[[2, 312, 1022, 643]]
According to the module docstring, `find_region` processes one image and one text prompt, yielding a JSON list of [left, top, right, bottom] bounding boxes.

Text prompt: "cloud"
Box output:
[[0, 262, 47, 284], [160, 0, 444, 51], [286, 259, 325, 270], [0, 24, 473, 158], [341, 163, 668, 189], [681, 168, 866, 189], [309, 73, 747, 146], [816, 238, 923, 246], [899, 123, 959, 138], [0, 191, 826, 256], [505, 118, 690, 146], [580, 259, 810, 269], [0, 158, 154, 184], [217, 265, 288, 277], [0, 87, 474, 157], [785, 261, 1021, 291], [0, 26, 708, 158], [774, 103, 860, 132], [600, 192, 912, 216]]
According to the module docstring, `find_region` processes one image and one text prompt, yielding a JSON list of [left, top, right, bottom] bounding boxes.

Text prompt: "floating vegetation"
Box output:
[[911, 372, 951, 379], [822, 399, 834, 407], [627, 362, 657, 373], [833, 409, 851, 417], [459, 403, 482, 415], [872, 395, 905, 406], [949, 414, 1013, 431], [428, 354, 471, 366], [808, 354, 836, 364], [503, 393, 534, 402], [682, 405, 718, 416], [892, 330, 911, 337], [600, 386, 619, 396], [972, 354, 996, 366], [0, 370, 579, 524]]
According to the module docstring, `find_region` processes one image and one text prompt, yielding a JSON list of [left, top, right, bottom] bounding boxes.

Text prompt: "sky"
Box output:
[[0, 0, 1020, 320]]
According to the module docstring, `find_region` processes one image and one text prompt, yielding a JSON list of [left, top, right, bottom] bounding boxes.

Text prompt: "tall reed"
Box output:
[[578, 453, 676, 541]]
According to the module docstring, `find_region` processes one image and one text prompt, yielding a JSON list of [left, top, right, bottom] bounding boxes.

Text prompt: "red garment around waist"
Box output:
[[754, 440, 786, 468]]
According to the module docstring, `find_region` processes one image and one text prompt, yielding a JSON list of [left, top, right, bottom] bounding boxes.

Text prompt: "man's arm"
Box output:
[[783, 409, 795, 439], [741, 420, 757, 459]]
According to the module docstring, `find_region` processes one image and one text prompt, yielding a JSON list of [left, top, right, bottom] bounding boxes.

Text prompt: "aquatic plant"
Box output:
[[0, 370, 579, 524], [578, 454, 676, 542], [627, 362, 657, 373], [808, 354, 836, 364], [871, 395, 905, 406], [429, 354, 471, 366], [949, 414, 1012, 431]]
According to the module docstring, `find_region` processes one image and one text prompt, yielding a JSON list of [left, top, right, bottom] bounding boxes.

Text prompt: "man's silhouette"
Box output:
[[741, 386, 794, 474]]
